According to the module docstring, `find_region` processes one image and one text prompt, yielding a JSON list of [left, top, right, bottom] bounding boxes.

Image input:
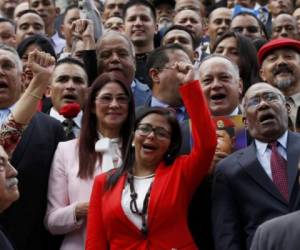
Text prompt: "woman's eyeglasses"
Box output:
[[96, 94, 129, 105], [136, 123, 171, 140]]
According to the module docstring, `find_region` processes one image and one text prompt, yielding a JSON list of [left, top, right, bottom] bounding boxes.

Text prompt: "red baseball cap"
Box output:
[[257, 38, 300, 65]]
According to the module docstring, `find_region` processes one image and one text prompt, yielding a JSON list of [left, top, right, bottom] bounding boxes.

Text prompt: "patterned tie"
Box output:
[[269, 142, 289, 201], [62, 119, 76, 140]]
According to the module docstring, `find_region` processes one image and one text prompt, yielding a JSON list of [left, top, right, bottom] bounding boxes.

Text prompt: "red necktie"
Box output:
[[270, 142, 289, 201]]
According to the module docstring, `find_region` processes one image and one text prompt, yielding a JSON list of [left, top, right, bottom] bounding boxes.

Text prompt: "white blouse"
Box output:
[[121, 174, 154, 230]]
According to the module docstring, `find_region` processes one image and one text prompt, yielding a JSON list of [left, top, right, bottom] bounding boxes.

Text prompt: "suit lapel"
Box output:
[[240, 143, 287, 204], [286, 132, 300, 201], [11, 115, 37, 167]]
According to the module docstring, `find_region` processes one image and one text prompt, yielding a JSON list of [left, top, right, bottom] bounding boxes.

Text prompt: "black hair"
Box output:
[[0, 17, 15, 27], [146, 43, 190, 88], [17, 9, 41, 19], [106, 106, 182, 189], [56, 56, 86, 72], [212, 31, 261, 94], [232, 12, 270, 40], [62, 4, 79, 23], [17, 34, 57, 60], [123, 0, 156, 21], [162, 24, 198, 49]]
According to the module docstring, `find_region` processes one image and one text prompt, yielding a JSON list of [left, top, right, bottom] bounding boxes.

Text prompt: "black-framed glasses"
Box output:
[[96, 94, 129, 105], [232, 26, 259, 33], [136, 123, 171, 139], [245, 92, 282, 108]]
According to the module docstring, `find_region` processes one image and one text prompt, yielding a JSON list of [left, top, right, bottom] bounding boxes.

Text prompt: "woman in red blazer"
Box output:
[[86, 62, 217, 250]]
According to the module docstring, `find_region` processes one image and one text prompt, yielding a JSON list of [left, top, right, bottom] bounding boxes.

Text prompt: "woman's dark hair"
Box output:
[[106, 107, 182, 189], [78, 72, 135, 179], [212, 31, 261, 94], [17, 34, 57, 60]]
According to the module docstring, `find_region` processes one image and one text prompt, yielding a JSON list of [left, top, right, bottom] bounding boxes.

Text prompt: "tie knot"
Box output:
[[62, 119, 75, 128], [268, 141, 278, 149]]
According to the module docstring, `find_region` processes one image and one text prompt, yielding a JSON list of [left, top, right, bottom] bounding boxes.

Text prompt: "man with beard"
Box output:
[[259, 38, 300, 131], [212, 82, 300, 250]]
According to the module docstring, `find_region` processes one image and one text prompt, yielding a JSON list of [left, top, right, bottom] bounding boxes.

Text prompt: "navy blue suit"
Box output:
[[212, 131, 300, 250], [0, 112, 65, 250]]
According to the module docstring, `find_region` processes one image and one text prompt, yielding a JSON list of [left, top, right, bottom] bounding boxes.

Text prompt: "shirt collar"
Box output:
[[50, 107, 83, 128], [229, 106, 240, 116], [255, 130, 288, 155], [151, 96, 169, 108], [290, 92, 300, 104]]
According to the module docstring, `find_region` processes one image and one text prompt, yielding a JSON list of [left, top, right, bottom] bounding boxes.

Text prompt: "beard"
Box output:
[[274, 77, 294, 91]]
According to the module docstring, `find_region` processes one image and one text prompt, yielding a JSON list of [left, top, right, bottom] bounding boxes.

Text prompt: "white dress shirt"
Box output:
[[49, 107, 82, 137], [255, 131, 288, 180]]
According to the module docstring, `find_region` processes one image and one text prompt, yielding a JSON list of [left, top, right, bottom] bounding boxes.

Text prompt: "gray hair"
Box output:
[[0, 44, 22, 72], [96, 30, 136, 58], [200, 54, 240, 77]]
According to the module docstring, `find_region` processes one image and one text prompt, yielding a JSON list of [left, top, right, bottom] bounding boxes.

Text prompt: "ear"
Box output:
[[60, 24, 65, 39], [238, 78, 244, 97], [149, 68, 160, 84], [259, 67, 267, 81]]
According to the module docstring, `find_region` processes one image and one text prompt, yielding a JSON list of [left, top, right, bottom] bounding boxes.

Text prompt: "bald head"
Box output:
[[272, 14, 299, 39]]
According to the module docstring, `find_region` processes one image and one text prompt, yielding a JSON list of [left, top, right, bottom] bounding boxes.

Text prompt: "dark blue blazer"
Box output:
[[0, 112, 65, 250], [212, 131, 300, 250]]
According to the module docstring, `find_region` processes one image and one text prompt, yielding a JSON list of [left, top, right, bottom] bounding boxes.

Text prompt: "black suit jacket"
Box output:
[[0, 112, 65, 250], [212, 131, 300, 250], [250, 210, 300, 250]]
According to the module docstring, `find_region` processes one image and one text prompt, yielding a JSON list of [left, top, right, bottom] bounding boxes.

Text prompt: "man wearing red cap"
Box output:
[[258, 37, 300, 131]]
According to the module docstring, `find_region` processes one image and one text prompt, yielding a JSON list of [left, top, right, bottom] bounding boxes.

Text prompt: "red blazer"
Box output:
[[86, 80, 217, 250]]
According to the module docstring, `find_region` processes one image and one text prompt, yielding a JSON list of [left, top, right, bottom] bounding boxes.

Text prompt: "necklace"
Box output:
[[127, 172, 153, 235]]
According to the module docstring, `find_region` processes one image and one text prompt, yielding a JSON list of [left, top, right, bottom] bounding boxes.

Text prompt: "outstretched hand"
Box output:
[[173, 62, 195, 85]]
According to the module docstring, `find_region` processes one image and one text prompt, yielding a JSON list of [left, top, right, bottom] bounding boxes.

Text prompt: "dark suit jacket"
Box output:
[[0, 112, 65, 250], [0, 227, 14, 250], [250, 210, 300, 250], [212, 131, 300, 250]]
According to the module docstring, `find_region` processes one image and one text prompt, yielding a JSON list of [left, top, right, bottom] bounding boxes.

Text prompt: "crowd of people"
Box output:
[[0, 0, 299, 250]]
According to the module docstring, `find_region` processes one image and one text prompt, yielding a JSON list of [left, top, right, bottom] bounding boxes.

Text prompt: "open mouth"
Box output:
[[259, 113, 275, 124], [63, 94, 77, 102], [142, 143, 158, 152], [0, 81, 8, 89], [211, 93, 226, 101]]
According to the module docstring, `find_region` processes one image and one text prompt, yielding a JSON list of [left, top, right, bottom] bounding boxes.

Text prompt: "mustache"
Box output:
[[5, 177, 18, 189], [273, 64, 293, 75]]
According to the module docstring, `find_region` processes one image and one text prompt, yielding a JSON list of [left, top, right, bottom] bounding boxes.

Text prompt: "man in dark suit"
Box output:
[[0, 45, 65, 250], [251, 210, 300, 250], [212, 82, 300, 250]]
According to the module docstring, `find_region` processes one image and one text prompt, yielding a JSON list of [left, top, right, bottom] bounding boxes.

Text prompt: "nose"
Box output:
[[280, 28, 288, 37], [210, 78, 222, 89], [66, 79, 76, 89], [134, 16, 142, 25], [110, 52, 120, 63], [6, 162, 17, 178], [109, 98, 120, 107]]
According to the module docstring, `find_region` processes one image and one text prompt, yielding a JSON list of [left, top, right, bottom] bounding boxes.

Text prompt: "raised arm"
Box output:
[[174, 62, 217, 190], [0, 50, 55, 156]]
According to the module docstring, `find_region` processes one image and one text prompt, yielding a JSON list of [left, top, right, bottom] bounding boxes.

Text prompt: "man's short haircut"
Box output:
[[162, 25, 197, 49], [0, 17, 16, 28], [0, 44, 22, 71], [200, 54, 240, 77], [56, 57, 87, 74], [232, 12, 269, 40], [17, 9, 41, 20], [97, 30, 136, 58], [62, 4, 79, 23], [123, 0, 156, 21], [146, 44, 189, 87]]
